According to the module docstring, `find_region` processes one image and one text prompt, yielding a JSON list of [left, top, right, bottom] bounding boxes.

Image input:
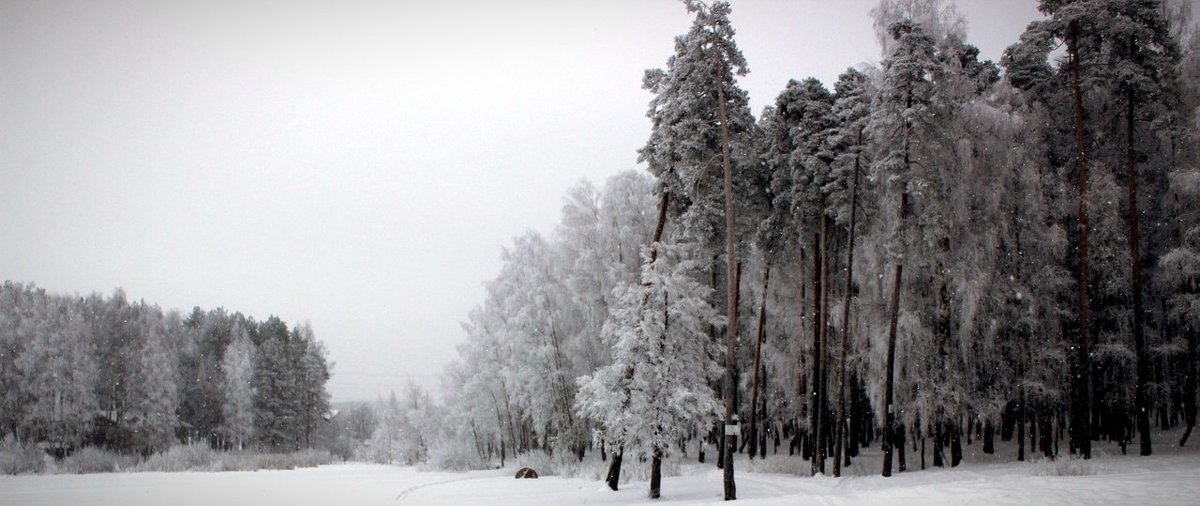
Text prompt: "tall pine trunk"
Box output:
[[1126, 89, 1151, 457], [883, 60, 917, 477], [717, 75, 738, 502], [834, 151, 861, 477], [810, 229, 824, 477], [881, 242, 904, 477], [819, 214, 831, 473], [1068, 20, 1093, 460]]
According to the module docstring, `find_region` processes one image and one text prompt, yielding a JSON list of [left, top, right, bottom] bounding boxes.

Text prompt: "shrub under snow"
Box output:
[[0, 436, 48, 475]]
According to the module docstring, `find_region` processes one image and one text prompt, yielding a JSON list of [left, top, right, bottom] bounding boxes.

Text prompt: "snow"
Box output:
[[4, 442, 1199, 506]]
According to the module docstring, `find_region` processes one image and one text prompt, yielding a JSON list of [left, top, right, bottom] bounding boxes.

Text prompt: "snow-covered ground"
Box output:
[[3, 440, 1198, 505]]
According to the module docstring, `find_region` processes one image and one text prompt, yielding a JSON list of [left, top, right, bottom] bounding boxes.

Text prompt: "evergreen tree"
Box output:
[[826, 67, 873, 476], [179, 308, 234, 446], [255, 316, 298, 450], [295, 324, 331, 449], [639, 3, 758, 496], [576, 241, 723, 499], [1031, 0, 1108, 459], [128, 305, 180, 454], [867, 17, 941, 477], [1095, 0, 1181, 457], [777, 77, 837, 476], [93, 289, 140, 448]]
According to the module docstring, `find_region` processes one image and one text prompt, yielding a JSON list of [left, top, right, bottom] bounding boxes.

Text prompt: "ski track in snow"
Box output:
[[391, 472, 499, 505]]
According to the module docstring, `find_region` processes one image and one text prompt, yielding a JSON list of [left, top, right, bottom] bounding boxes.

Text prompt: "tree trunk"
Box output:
[[920, 434, 927, 470], [1182, 325, 1198, 446], [761, 366, 770, 458], [717, 72, 738, 503], [1040, 410, 1054, 458], [819, 214, 831, 473], [1068, 19, 1093, 460], [748, 265, 770, 461], [883, 69, 914, 476], [881, 196, 907, 477], [811, 229, 824, 477], [951, 418, 963, 467], [834, 151, 861, 476], [1017, 403, 1026, 462], [881, 260, 904, 477], [933, 420, 944, 467], [650, 446, 663, 499], [606, 447, 623, 491], [1126, 89, 1151, 457], [983, 420, 995, 454], [849, 374, 862, 457]]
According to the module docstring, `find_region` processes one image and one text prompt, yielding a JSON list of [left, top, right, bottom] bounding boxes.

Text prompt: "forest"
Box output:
[[0, 282, 334, 468], [3, 0, 1200, 500], [428, 0, 1200, 499]]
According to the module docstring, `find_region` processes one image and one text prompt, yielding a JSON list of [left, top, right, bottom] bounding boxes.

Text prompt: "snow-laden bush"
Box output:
[[58, 447, 138, 474], [743, 454, 811, 476], [139, 444, 335, 472], [0, 436, 47, 475], [1031, 455, 1095, 476], [423, 442, 487, 471], [238, 449, 334, 471], [139, 443, 218, 472]]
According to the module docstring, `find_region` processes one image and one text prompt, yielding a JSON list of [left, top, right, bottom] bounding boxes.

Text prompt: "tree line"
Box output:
[[429, 0, 1200, 499], [0, 281, 331, 456]]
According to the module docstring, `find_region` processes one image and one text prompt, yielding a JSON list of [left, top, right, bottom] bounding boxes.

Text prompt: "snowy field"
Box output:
[[3, 441, 1199, 506]]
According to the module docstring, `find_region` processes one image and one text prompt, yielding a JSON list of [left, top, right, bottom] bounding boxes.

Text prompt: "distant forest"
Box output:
[[0, 282, 332, 457]]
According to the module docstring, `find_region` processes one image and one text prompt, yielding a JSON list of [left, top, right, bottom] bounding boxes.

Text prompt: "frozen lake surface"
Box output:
[[3, 448, 1199, 505]]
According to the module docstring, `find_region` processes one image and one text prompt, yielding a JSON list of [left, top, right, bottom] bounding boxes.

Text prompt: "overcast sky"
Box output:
[[0, 0, 1042, 402]]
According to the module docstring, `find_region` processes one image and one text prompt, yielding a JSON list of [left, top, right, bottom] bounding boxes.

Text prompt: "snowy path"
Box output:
[[2, 451, 1198, 505]]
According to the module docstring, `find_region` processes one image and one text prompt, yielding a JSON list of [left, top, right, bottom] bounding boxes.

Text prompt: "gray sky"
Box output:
[[0, 0, 1041, 402]]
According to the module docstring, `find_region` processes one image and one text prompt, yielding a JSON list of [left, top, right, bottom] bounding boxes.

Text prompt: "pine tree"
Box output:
[[1095, 0, 1181, 457], [1032, 0, 1109, 459], [129, 305, 180, 454], [93, 289, 141, 449], [179, 308, 234, 446], [1164, 7, 1200, 446], [255, 316, 298, 450], [576, 241, 723, 500], [293, 323, 331, 449], [867, 17, 941, 477], [826, 67, 872, 476]]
